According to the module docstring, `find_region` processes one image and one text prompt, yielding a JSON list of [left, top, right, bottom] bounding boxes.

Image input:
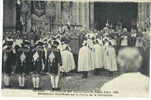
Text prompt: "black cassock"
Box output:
[[3, 47, 15, 74], [47, 48, 62, 75], [32, 47, 45, 73], [15, 47, 32, 74]]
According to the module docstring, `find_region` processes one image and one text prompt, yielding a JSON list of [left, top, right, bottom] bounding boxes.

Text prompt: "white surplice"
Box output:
[[61, 50, 75, 72], [103, 46, 117, 71], [78, 46, 93, 72], [93, 44, 104, 69]]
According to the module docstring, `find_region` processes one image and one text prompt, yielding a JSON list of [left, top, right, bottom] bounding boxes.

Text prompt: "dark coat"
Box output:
[[70, 34, 80, 55], [47, 48, 62, 75], [2, 47, 15, 74], [129, 33, 137, 46], [32, 47, 45, 73], [15, 47, 32, 74]]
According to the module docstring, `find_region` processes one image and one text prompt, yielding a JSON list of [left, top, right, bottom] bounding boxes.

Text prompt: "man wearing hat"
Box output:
[[2, 40, 15, 88], [47, 40, 62, 90]]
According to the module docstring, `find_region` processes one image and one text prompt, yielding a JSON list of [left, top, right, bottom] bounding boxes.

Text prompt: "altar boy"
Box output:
[[103, 40, 117, 75]]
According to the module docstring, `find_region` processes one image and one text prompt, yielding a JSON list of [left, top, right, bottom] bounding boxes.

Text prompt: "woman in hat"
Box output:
[[31, 41, 45, 90], [47, 41, 62, 90], [2, 40, 14, 88]]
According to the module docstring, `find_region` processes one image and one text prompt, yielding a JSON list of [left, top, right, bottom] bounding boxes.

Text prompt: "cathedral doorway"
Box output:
[[94, 2, 138, 31]]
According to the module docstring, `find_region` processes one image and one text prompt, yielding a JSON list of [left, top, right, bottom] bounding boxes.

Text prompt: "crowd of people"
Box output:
[[2, 23, 150, 90]]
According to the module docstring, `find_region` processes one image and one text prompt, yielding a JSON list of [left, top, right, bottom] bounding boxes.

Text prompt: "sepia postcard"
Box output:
[[1, 0, 150, 97]]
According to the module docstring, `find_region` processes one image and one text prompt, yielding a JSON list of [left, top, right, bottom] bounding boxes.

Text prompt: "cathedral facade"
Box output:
[[3, 0, 151, 33]]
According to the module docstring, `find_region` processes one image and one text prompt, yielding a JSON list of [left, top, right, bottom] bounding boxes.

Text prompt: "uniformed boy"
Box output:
[[15, 40, 31, 88], [47, 41, 62, 90], [2, 40, 14, 88], [31, 41, 45, 90]]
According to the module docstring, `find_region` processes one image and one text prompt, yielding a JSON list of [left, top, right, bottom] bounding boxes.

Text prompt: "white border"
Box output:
[[0, 0, 151, 100]]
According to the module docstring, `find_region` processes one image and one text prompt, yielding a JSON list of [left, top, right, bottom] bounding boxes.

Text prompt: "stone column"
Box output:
[[71, 1, 80, 25], [56, 1, 61, 31], [81, 2, 85, 27], [89, 1, 94, 29], [79, 1, 90, 28], [12, 1, 16, 32], [79, 2, 82, 26], [150, 3, 151, 30], [76, 2, 80, 25], [71, 2, 76, 25], [138, 3, 150, 31], [85, 2, 89, 28]]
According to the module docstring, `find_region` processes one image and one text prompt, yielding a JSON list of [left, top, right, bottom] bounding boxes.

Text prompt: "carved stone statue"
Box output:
[[62, 2, 70, 12], [31, 1, 49, 34], [46, 1, 56, 17], [20, 0, 31, 33], [62, 2, 71, 25], [45, 1, 56, 32], [32, 1, 45, 17]]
